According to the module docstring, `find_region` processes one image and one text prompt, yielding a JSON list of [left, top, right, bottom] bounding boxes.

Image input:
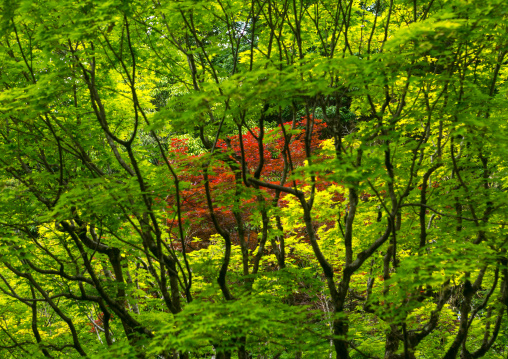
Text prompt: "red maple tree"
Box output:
[[164, 117, 343, 252]]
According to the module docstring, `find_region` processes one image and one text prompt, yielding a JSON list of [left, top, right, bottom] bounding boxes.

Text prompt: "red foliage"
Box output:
[[88, 312, 112, 334], [165, 117, 340, 251]]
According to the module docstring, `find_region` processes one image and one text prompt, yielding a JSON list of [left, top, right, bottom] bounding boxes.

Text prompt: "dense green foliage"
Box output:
[[0, 0, 508, 358]]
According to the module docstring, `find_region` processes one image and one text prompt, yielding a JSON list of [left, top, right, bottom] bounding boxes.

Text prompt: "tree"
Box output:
[[0, 0, 508, 358]]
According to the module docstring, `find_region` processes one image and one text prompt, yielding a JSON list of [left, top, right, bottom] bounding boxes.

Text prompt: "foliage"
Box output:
[[0, 0, 508, 358]]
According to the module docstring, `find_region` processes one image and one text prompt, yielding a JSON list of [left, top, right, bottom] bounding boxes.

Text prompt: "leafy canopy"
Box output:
[[0, 0, 508, 358]]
